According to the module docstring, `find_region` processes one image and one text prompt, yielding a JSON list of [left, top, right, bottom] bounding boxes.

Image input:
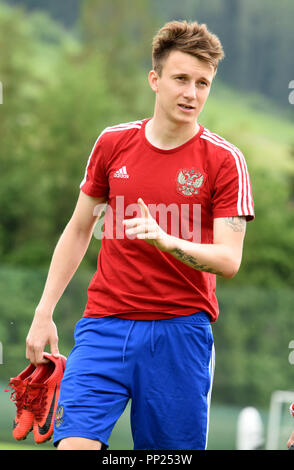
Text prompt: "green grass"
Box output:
[[0, 383, 277, 450], [0, 442, 44, 450], [0, 401, 248, 450]]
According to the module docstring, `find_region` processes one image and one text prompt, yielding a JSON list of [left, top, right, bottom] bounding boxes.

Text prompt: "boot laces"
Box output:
[[5, 379, 28, 418], [25, 384, 47, 421], [5, 380, 48, 420]]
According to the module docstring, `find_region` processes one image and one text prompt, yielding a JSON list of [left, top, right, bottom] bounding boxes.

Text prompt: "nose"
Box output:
[[183, 82, 197, 100]]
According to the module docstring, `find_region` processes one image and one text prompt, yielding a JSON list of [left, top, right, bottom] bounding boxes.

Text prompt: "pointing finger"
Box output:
[[137, 198, 150, 218]]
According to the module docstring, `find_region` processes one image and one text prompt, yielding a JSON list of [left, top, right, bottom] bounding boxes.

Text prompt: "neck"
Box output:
[[146, 113, 200, 150]]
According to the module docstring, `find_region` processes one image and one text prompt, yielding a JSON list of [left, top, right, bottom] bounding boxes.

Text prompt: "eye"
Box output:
[[175, 76, 186, 82], [198, 80, 208, 87]]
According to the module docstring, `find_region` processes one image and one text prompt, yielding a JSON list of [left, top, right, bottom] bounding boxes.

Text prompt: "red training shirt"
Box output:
[[80, 118, 254, 322]]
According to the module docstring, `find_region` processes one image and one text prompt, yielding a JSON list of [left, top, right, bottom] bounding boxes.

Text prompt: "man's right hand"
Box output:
[[25, 191, 106, 367], [26, 314, 59, 366]]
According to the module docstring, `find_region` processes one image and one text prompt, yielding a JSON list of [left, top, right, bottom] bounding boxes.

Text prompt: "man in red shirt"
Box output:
[[26, 20, 254, 450]]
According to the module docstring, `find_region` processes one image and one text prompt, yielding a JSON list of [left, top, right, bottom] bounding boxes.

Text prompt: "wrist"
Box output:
[[164, 234, 179, 253], [34, 305, 54, 320]]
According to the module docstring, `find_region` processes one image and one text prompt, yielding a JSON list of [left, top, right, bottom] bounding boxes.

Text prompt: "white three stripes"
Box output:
[[201, 129, 254, 217], [80, 122, 143, 188]]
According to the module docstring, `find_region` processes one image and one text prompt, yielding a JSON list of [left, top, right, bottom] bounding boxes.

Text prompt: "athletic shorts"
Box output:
[[53, 312, 215, 450]]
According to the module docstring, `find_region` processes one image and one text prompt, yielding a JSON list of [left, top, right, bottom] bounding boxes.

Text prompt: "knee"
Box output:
[[57, 437, 102, 450]]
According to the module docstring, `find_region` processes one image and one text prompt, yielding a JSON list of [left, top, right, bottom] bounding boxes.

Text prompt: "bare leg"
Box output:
[[57, 437, 102, 450]]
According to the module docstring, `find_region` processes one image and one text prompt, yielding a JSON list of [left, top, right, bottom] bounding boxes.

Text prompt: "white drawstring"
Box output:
[[151, 320, 155, 355], [122, 320, 156, 362], [122, 320, 135, 362]]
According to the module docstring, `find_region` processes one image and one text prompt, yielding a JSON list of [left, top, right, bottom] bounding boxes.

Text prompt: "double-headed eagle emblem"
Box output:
[[177, 169, 204, 196], [55, 405, 64, 428]]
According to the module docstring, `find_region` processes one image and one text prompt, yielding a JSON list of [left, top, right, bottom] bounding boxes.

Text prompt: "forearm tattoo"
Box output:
[[170, 217, 246, 274], [171, 248, 223, 276]]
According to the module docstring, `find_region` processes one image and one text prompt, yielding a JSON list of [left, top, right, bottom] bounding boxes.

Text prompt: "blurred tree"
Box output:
[[5, 0, 80, 28], [213, 285, 294, 407], [78, 0, 159, 108], [0, 5, 44, 262], [154, 0, 294, 110], [3, 0, 294, 108]]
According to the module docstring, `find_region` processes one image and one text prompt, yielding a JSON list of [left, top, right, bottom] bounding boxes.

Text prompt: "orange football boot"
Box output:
[[5, 362, 36, 440], [31, 353, 67, 444]]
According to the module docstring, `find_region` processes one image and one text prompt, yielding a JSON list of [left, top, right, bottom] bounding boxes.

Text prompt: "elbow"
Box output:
[[221, 258, 241, 279]]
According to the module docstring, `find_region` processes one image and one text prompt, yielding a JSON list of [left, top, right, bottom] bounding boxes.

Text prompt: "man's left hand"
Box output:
[[123, 198, 174, 252]]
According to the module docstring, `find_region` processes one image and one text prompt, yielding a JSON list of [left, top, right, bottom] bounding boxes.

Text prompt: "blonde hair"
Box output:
[[152, 20, 225, 75]]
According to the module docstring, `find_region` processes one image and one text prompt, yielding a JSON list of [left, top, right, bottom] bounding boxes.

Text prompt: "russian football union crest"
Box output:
[[176, 169, 204, 196], [55, 405, 64, 428]]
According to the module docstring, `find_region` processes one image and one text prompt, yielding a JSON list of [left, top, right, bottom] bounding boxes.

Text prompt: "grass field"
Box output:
[[0, 399, 252, 450], [2, 383, 291, 450], [0, 442, 43, 450]]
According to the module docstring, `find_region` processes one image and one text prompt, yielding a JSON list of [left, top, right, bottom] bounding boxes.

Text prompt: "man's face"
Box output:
[[149, 50, 215, 126]]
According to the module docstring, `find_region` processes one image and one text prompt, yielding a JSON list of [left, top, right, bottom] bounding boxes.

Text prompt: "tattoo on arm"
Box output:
[[171, 248, 222, 276], [224, 217, 246, 232], [170, 217, 246, 275]]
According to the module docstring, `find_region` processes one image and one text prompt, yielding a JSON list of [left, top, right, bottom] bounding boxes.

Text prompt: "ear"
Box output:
[[148, 70, 159, 93]]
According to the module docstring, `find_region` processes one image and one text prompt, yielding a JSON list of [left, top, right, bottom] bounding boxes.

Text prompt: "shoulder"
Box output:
[[200, 126, 246, 167], [97, 119, 145, 148]]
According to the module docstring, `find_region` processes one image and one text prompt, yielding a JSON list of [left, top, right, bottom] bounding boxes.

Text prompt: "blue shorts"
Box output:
[[53, 312, 215, 450]]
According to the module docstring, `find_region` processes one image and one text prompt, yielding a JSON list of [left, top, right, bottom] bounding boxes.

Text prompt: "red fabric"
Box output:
[[80, 119, 254, 322]]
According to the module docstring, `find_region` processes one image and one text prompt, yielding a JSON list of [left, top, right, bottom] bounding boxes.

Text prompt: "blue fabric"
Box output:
[[53, 313, 215, 450]]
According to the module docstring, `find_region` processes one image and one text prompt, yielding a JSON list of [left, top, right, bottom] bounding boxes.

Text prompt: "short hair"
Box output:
[[152, 20, 225, 76]]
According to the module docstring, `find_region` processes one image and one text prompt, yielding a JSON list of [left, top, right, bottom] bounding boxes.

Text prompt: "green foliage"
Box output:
[[156, 0, 294, 109], [213, 286, 294, 407], [3, 0, 294, 109], [0, 265, 89, 382], [6, 0, 80, 28]]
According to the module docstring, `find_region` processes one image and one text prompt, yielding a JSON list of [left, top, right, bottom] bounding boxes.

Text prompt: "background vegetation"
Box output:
[[0, 0, 294, 449]]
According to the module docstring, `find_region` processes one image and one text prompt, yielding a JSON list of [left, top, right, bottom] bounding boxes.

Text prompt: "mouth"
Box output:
[[178, 104, 195, 112]]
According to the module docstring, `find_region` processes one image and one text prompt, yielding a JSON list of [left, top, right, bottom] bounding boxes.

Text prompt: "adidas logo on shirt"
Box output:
[[113, 166, 129, 179]]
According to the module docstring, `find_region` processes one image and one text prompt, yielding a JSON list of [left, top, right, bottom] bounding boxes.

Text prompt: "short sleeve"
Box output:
[[212, 149, 255, 221], [80, 133, 109, 199]]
